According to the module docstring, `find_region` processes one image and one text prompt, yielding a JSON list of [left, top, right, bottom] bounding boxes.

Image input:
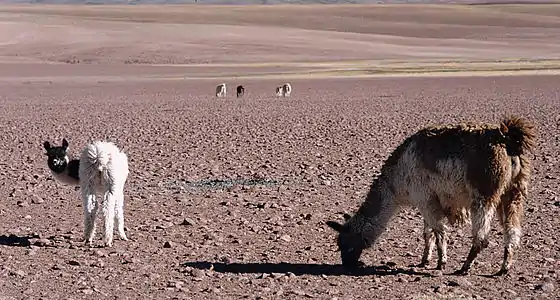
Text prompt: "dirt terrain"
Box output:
[[0, 3, 559, 300]]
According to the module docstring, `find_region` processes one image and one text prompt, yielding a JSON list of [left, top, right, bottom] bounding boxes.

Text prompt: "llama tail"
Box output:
[[500, 116, 536, 156]]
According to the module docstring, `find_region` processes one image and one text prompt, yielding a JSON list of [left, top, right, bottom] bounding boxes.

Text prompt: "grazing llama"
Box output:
[[326, 116, 536, 276], [276, 83, 292, 97], [216, 83, 227, 98], [236, 85, 245, 98], [43, 138, 130, 247]]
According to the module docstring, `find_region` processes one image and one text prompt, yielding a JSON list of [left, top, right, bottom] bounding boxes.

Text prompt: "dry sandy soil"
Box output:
[[0, 3, 559, 300]]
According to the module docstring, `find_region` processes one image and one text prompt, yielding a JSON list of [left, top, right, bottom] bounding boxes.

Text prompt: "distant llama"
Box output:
[[236, 85, 245, 98], [216, 83, 227, 98], [275, 86, 283, 97], [43, 138, 130, 247], [326, 116, 536, 276], [275, 83, 292, 97], [282, 82, 292, 97]]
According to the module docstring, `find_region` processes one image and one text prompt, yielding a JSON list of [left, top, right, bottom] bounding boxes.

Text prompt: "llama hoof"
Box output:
[[436, 263, 446, 271], [417, 261, 429, 268], [103, 239, 114, 247]]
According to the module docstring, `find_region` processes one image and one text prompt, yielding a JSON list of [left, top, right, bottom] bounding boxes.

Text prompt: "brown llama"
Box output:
[[326, 116, 536, 276]]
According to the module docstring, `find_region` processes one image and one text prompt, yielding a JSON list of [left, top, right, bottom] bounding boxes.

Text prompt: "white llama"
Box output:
[[216, 83, 227, 98], [275, 83, 292, 97], [43, 138, 129, 247]]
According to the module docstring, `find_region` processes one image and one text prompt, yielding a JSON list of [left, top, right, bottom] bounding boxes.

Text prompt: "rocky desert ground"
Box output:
[[0, 3, 559, 300]]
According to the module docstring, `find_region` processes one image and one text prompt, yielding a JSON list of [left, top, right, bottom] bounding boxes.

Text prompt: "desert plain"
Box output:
[[0, 2, 559, 300]]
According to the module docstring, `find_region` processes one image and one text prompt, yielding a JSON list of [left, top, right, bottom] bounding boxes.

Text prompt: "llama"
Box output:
[[43, 138, 130, 247], [282, 82, 292, 97], [275, 83, 292, 97], [275, 86, 283, 97], [216, 83, 227, 98], [236, 85, 245, 98], [326, 116, 536, 276]]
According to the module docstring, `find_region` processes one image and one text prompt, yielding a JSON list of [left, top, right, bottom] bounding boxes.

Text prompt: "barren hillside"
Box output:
[[1, 3, 560, 80]]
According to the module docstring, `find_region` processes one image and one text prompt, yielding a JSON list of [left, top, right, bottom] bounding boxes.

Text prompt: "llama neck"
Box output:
[[49, 159, 80, 186], [356, 178, 399, 246]]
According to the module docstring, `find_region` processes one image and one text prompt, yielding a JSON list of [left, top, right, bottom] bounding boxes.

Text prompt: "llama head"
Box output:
[[326, 213, 366, 269], [43, 138, 70, 173]]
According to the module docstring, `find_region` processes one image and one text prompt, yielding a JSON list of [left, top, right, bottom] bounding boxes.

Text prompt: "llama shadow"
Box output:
[[0, 234, 32, 247], [183, 261, 434, 277]]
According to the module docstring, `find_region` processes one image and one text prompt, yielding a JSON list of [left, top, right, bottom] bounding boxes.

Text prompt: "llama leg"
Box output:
[[102, 190, 117, 247], [455, 199, 497, 275], [419, 221, 435, 267], [434, 226, 448, 270], [115, 190, 128, 241], [496, 188, 524, 276], [82, 187, 98, 246], [417, 193, 446, 269]]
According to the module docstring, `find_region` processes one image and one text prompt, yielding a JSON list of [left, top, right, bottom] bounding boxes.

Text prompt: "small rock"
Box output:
[[535, 281, 555, 293], [181, 218, 195, 226], [17, 201, 29, 208], [553, 201, 560, 207], [31, 195, 44, 204], [447, 280, 461, 287], [218, 256, 232, 264], [190, 269, 205, 278], [505, 289, 517, 296], [34, 238, 52, 247], [163, 241, 174, 248], [385, 261, 397, 267], [81, 288, 94, 295], [279, 235, 292, 242], [10, 270, 26, 277], [68, 260, 81, 266], [167, 280, 184, 288]]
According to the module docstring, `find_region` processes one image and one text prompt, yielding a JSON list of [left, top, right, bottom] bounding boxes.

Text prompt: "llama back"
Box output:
[[79, 141, 129, 189], [375, 121, 523, 224]]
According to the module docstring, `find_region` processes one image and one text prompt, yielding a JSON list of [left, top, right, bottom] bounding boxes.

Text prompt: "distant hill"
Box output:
[[0, 0, 556, 4]]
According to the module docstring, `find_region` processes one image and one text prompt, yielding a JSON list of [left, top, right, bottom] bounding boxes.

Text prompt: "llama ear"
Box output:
[[499, 122, 509, 135], [326, 221, 344, 232], [62, 138, 69, 150], [343, 213, 351, 221], [43, 141, 51, 151]]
